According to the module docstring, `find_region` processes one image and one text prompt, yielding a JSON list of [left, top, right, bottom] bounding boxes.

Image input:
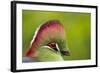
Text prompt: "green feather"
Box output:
[[34, 47, 64, 62]]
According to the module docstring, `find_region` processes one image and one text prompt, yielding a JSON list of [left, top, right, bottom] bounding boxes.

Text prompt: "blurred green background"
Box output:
[[22, 10, 91, 60]]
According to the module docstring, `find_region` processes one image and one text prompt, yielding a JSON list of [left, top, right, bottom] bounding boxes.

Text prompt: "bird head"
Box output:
[[26, 20, 70, 60]]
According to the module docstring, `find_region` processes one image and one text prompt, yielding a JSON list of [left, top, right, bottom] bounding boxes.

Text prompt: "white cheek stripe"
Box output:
[[42, 46, 51, 48], [56, 44, 60, 51]]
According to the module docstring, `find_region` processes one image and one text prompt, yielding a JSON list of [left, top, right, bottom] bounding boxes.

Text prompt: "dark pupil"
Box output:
[[48, 42, 56, 48], [50, 43, 56, 48], [47, 42, 58, 51]]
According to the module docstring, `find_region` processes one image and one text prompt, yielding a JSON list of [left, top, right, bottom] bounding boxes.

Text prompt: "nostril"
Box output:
[[61, 50, 70, 56]]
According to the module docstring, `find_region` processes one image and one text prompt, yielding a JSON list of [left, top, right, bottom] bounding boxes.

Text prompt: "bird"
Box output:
[[25, 20, 70, 62]]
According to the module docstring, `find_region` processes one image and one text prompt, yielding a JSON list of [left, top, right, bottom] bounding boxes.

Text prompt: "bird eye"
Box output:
[[47, 42, 59, 51], [47, 42, 56, 48]]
